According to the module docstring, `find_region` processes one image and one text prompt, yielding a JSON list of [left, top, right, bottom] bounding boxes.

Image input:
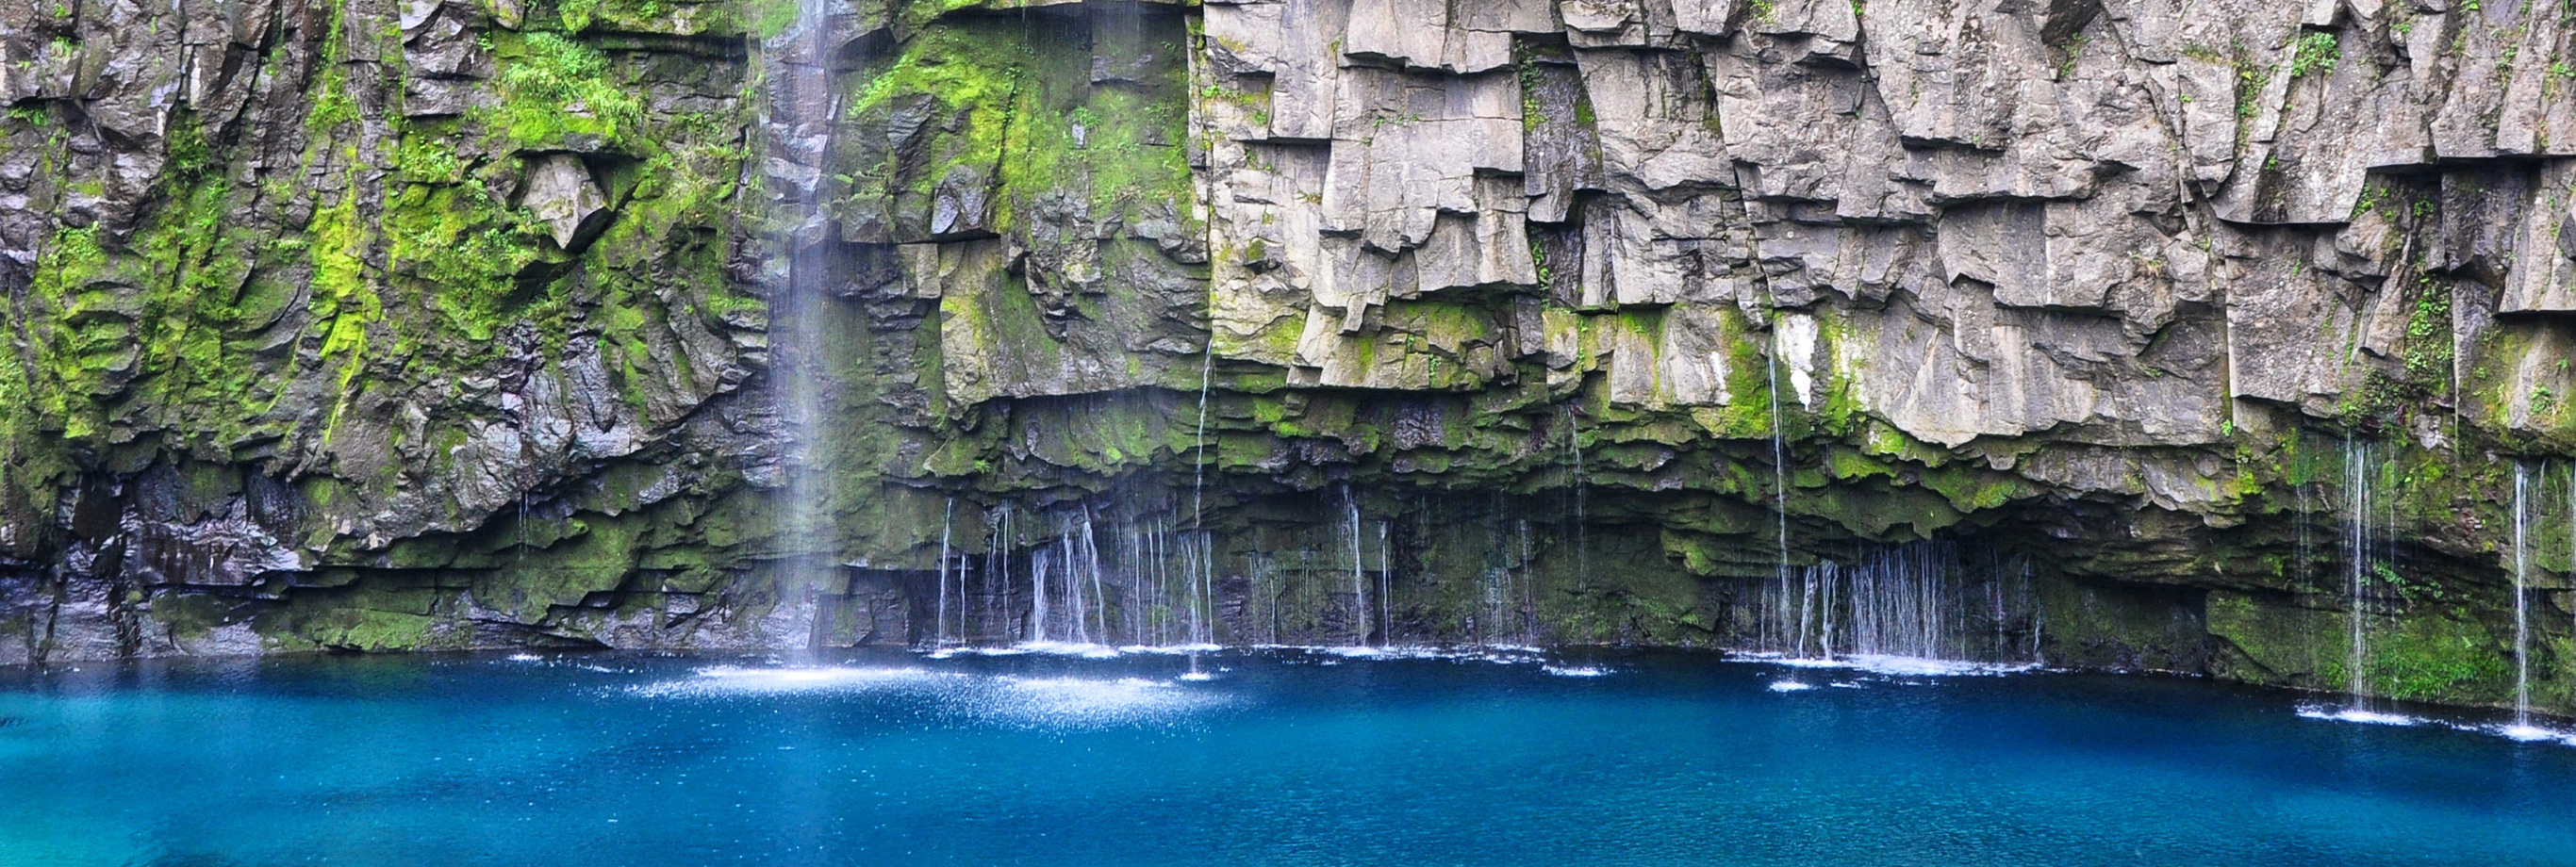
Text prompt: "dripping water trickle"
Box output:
[[1379, 519, 1392, 646], [1765, 319, 1796, 661], [1565, 406, 1587, 583], [2514, 463, 2532, 730], [2344, 435, 2374, 714], [1346, 486, 1368, 646], [1191, 343, 1215, 647], [934, 498, 953, 648]]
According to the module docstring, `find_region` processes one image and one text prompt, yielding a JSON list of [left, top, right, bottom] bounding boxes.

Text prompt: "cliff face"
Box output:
[[4, 0, 2575, 712]]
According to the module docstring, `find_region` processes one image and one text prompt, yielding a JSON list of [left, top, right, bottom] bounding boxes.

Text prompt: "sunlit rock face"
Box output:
[[2, 0, 2574, 714]]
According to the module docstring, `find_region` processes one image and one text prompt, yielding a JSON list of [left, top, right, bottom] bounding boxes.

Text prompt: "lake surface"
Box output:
[[2, 648, 2571, 866]]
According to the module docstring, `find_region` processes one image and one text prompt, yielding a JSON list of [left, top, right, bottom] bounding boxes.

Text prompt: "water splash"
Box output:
[[629, 664, 1230, 728]]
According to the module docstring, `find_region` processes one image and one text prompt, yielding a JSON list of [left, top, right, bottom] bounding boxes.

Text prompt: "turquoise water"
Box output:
[[2, 650, 2571, 866]]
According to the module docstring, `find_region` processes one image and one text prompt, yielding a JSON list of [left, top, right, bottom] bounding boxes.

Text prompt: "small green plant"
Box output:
[[1519, 55, 1547, 131], [2532, 385, 2557, 417], [491, 31, 645, 147], [2235, 63, 2271, 118], [2403, 283, 2452, 382], [2290, 31, 2339, 77], [2372, 562, 2451, 604]]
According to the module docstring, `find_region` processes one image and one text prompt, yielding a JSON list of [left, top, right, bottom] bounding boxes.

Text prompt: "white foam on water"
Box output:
[[1117, 644, 1224, 655], [922, 643, 1228, 660], [1750, 654, 2038, 678], [2489, 723, 2576, 744], [2293, 704, 2576, 747], [1174, 671, 1217, 682], [1767, 680, 1816, 693], [2296, 703, 2420, 727], [973, 676, 1233, 728], [939, 646, 1032, 657], [1014, 641, 1125, 659], [627, 665, 950, 697], [504, 653, 544, 663], [1314, 645, 1547, 664], [1543, 665, 1610, 678], [625, 664, 1233, 728]]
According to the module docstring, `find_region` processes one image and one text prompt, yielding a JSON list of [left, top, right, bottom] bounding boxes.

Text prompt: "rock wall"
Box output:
[[5, 0, 2576, 715]]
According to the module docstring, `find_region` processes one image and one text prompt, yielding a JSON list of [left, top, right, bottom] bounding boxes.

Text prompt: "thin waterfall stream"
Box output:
[[1345, 487, 1367, 646], [935, 498, 953, 648], [2514, 464, 2534, 733], [2344, 436, 2374, 715], [1765, 320, 1795, 662]]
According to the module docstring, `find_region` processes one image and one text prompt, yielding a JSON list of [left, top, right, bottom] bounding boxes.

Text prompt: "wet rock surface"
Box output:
[[0, 0, 2573, 716]]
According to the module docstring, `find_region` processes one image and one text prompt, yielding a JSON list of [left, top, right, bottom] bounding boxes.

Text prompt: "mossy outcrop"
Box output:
[[5, 0, 2576, 719]]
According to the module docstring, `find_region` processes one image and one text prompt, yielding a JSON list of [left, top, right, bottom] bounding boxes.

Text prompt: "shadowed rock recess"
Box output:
[[5, 0, 2576, 713]]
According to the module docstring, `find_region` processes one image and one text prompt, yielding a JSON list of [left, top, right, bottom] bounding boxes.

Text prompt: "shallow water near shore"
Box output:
[[2, 649, 2571, 866]]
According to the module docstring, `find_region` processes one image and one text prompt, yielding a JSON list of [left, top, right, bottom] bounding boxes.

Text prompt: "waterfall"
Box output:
[[993, 503, 1014, 642], [1764, 325, 1794, 658], [1058, 524, 1090, 645], [1564, 407, 1587, 581], [934, 499, 953, 647], [1478, 519, 1534, 647], [2514, 463, 2533, 729], [1759, 542, 2039, 667], [763, 0, 843, 646], [2344, 435, 2374, 712], [1345, 487, 1368, 646], [1378, 520, 1392, 646], [1190, 345, 1216, 646], [1844, 546, 1946, 658], [1031, 545, 1050, 643], [1082, 507, 1109, 644]]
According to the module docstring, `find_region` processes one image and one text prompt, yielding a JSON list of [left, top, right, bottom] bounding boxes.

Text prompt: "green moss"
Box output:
[[307, 189, 379, 395], [842, 13, 1196, 242], [384, 167, 545, 345], [1822, 446, 1895, 482], [1918, 465, 2028, 512], [2369, 613, 2509, 703], [481, 30, 647, 152]]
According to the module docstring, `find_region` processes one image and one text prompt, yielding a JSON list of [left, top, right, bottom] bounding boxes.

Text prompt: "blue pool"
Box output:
[[1, 649, 2570, 866]]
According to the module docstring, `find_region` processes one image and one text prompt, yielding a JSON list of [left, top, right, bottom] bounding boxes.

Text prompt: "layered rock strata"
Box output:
[[3, 0, 2575, 714]]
